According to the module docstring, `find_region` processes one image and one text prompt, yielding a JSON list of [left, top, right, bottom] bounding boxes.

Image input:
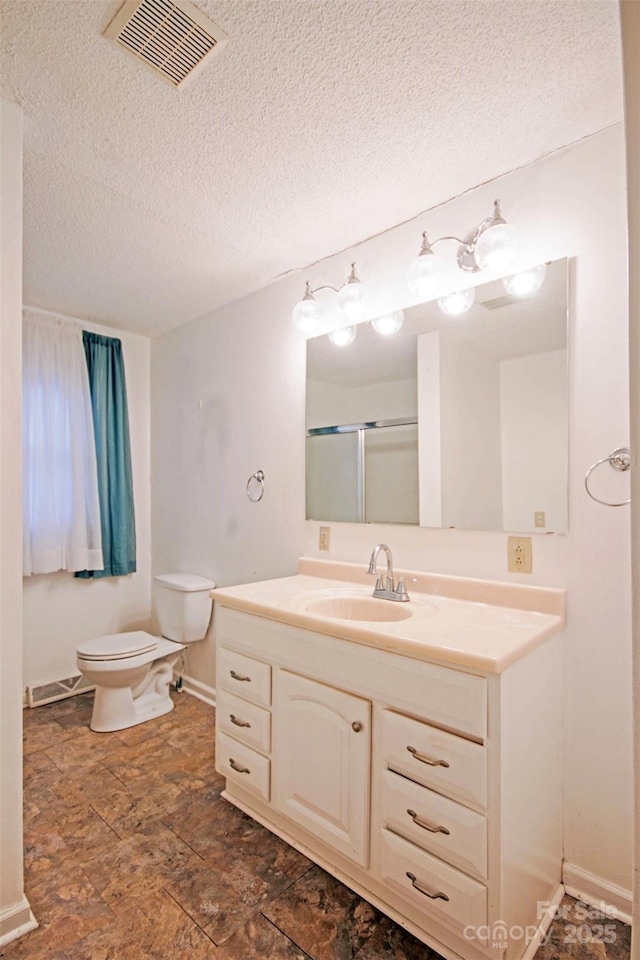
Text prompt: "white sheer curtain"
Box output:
[[23, 314, 104, 575]]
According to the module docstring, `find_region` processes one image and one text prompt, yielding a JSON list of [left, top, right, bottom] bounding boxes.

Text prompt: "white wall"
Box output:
[[439, 332, 503, 530], [620, 2, 640, 945], [22, 310, 152, 690], [306, 376, 417, 429], [0, 100, 35, 946], [152, 127, 632, 896], [151, 282, 306, 691], [501, 350, 568, 533]]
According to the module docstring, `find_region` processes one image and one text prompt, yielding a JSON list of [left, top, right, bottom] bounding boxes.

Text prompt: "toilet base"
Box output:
[[89, 657, 178, 733]]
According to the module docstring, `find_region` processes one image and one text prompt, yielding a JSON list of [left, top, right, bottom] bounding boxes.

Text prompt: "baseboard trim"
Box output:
[[520, 883, 565, 960], [179, 674, 216, 708], [0, 897, 38, 947], [562, 862, 633, 925]]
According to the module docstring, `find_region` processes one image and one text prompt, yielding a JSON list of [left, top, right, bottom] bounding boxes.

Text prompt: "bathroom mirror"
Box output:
[[306, 257, 568, 533]]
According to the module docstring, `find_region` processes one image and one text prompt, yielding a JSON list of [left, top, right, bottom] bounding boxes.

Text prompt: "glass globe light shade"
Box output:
[[503, 263, 547, 297], [328, 325, 357, 347], [371, 310, 404, 336], [292, 297, 321, 335], [473, 223, 518, 273], [407, 253, 443, 299], [337, 280, 367, 322], [438, 288, 476, 317]]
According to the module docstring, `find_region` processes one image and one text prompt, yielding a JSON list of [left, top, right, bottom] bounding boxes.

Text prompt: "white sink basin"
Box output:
[[303, 595, 415, 622]]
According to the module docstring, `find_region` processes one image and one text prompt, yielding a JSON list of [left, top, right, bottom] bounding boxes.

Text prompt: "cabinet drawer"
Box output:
[[218, 647, 271, 707], [217, 731, 270, 801], [380, 769, 487, 880], [380, 829, 487, 934], [380, 710, 487, 811], [217, 689, 271, 755]]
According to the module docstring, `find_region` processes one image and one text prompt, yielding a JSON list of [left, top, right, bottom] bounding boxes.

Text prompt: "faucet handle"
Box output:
[[396, 577, 418, 601]]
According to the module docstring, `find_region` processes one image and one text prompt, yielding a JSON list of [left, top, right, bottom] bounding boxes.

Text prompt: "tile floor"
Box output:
[[1, 691, 631, 960]]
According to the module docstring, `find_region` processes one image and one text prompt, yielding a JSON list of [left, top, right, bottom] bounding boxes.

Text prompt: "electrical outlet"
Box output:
[[534, 511, 546, 528], [508, 536, 532, 574], [319, 526, 330, 551]]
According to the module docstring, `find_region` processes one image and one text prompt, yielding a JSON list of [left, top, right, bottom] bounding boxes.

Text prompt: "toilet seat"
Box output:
[[77, 631, 158, 662]]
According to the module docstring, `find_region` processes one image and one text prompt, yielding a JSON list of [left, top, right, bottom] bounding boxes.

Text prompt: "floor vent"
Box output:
[[104, 0, 228, 88], [26, 675, 95, 709]]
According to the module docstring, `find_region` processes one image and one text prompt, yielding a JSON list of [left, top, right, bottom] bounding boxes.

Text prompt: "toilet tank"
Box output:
[[153, 573, 215, 643]]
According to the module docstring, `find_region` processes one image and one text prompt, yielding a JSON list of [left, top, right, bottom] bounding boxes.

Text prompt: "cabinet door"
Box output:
[[273, 670, 371, 866]]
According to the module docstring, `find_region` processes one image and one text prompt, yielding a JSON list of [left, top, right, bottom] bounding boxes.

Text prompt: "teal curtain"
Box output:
[[75, 332, 136, 578]]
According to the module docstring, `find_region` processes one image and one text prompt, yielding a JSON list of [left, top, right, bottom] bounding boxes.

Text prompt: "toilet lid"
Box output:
[[77, 631, 158, 661]]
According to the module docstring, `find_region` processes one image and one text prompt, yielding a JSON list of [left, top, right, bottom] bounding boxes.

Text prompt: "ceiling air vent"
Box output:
[[479, 294, 532, 311], [105, 0, 227, 88]]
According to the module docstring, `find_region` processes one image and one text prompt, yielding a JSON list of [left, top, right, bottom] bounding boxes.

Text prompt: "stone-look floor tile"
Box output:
[[51, 700, 95, 733], [23, 814, 73, 881], [51, 802, 121, 862], [534, 940, 608, 959], [50, 761, 130, 810], [542, 897, 631, 959], [216, 914, 313, 960], [263, 865, 379, 960], [110, 754, 222, 804], [164, 858, 271, 944], [44, 727, 123, 774], [111, 710, 178, 746], [15, 696, 632, 960], [162, 714, 215, 754], [24, 748, 65, 781], [352, 912, 445, 960], [80, 818, 202, 908], [22, 753, 64, 822], [94, 782, 186, 839], [22, 719, 77, 755], [161, 782, 233, 847], [164, 790, 312, 900], [61, 889, 216, 960], [101, 734, 194, 787], [2, 860, 114, 959]]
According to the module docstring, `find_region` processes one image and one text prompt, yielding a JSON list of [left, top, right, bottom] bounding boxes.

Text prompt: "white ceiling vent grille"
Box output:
[[479, 294, 532, 311], [105, 0, 227, 88]]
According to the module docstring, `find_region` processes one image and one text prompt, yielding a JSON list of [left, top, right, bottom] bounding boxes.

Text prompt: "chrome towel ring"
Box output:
[[246, 470, 265, 502], [584, 447, 631, 507]]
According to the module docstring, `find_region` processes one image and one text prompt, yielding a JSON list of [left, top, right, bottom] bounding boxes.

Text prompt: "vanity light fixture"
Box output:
[[408, 199, 518, 299], [503, 263, 547, 296], [328, 326, 357, 346], [371, 310, 405, 336], [438, 288, 476, 316], [292, 263, 367, 335]]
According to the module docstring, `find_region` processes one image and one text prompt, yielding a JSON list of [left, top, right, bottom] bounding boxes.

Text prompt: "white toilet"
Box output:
[[76, 572, 215, 733]]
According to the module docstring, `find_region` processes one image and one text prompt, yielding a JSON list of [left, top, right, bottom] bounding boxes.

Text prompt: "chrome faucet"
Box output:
[[367, 544, 414, 602]]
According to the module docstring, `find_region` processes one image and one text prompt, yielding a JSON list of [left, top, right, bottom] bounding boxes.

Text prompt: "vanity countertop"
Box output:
[[212, 561, 565, 674]]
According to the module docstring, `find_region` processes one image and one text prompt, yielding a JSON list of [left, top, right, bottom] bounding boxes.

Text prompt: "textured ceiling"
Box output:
[[0, 0, 623, 336]]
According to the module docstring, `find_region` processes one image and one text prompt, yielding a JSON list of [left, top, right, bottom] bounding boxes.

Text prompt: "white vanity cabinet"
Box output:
[[273, 670, 371, 865], [214, 603, 562, 960]]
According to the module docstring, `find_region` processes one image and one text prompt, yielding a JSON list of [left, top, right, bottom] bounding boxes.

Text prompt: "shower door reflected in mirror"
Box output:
[[306, 257, 568, 533]]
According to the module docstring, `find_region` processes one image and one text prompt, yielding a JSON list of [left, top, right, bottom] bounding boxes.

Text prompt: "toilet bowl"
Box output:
[[76, 573, 215, 732]]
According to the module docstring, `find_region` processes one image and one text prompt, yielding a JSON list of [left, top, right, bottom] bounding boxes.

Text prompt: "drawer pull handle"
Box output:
[[230, 670, 251, 682], [230, 714, 251, 728], [407, 809, 450, 835], [352, 721, 363, 733], [407, 745, 449, 768], [406, 872, 449, 902], [229, 758, 251, 774]]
